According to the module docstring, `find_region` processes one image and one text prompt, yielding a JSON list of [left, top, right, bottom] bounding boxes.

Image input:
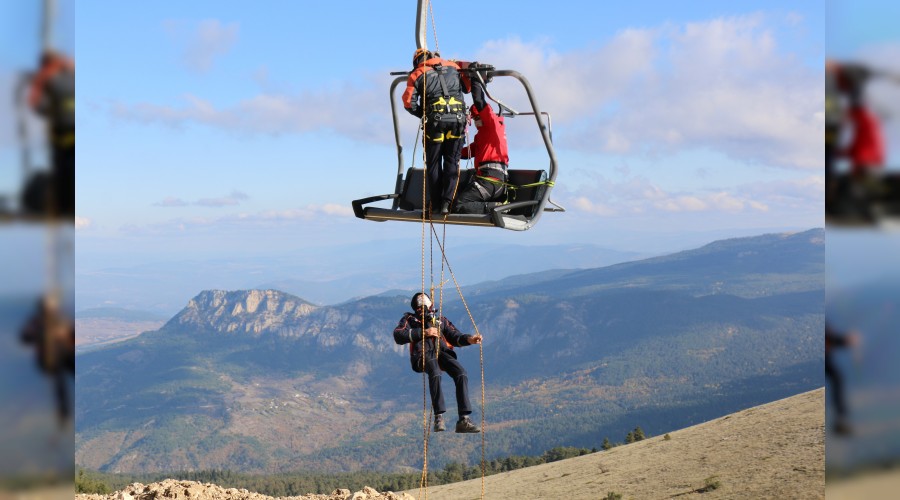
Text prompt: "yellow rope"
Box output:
[[415, 2, 487, 497], [427, 224, 487, 500], [428, 1, 440, 56], [418, 27, 430, 497]]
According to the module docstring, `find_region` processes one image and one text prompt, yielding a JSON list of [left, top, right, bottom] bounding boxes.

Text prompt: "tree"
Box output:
[[602, 438, 612, 451], [625, 431, 635, 444], [634, 426, 646, 441]]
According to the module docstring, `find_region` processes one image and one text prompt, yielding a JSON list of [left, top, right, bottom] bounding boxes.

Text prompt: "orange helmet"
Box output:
[[412, 48, 433, 67]]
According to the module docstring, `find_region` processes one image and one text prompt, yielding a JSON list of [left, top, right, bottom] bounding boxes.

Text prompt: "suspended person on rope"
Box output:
[[29, 49, 75, 218], [403, 49, 468, 216], [20, 292, 75, 431], [394, 292, 482, 433], [825, 322, 860, 436], [454, 72, 509, 214]]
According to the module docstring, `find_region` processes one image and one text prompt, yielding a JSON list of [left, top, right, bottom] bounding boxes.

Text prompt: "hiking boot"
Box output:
[[833, 420, 853, 436], [433, 414, 445, 432], [455, 416, 480, 434], [440, 201, 451, 215]]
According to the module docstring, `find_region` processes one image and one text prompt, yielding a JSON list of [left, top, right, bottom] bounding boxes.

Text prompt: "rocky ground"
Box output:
[[76, 481, 413, 500]]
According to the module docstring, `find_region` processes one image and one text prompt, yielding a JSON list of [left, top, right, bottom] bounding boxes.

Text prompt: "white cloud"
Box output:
[[560, 173, 799, 217], [738, 175, 823, 209], [196, 191, 249, 207], [130, 202, 354, 234], [154, 196, 189, 207], [573, 197, 617, 216], [109, 73, 397, 144], [252, 204, 354, 220], [168, 19, 240, 73], [476, 15, 821, 170], [154, 191, 249, 208], [75, 216, 92, 229], [318, 203, 354, 216]]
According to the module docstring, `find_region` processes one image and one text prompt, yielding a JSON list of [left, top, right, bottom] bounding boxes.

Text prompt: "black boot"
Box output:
[[440, 201, 451, 216]]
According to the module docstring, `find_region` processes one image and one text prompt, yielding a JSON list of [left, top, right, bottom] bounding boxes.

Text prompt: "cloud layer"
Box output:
[[165, 19, 239, 73], [478, 15, 822, 170], [154, 190, 250, 208], [562, 173, 822, 217], [112, 14, 821, 171]]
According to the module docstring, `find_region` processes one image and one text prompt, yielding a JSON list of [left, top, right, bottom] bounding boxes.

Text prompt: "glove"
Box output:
[[471, 80, 486, 111], [470, 61, 494, 83]]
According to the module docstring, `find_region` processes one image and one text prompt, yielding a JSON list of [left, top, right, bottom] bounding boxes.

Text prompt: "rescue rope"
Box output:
[[415, 2, 486, 497], [418, 32, 430, 496], [428, 1, 440, 56], [427, 223, 486, 499]]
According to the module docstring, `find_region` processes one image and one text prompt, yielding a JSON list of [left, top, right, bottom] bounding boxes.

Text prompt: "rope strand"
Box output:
[[427, 224, 487, 500], [415, 2, 485, 497]]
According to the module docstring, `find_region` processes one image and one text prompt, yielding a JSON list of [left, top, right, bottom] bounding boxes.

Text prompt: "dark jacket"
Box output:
[[402, 57, 467, 120], [29, 54, 75, 144], [393, 310, 473, 372], [20, 302, 75, 374]]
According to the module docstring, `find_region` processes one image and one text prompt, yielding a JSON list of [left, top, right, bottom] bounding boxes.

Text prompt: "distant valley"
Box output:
[[76, 307, 168, 354]]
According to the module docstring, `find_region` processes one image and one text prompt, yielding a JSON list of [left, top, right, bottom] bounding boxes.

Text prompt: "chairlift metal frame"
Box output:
[[352, 68, 564, 231]]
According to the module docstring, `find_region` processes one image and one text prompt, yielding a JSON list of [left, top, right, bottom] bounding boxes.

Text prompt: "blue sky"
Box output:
[[0, 1, 831, 305]]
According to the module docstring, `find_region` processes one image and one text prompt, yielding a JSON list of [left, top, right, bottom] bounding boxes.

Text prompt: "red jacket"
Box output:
[[844, 106, 885, 173], [461, 104, 508, 177]]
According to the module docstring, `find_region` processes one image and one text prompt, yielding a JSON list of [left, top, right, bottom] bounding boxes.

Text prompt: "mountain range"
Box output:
[[75, 229, 824, 474], [75, 242, 646, 314]]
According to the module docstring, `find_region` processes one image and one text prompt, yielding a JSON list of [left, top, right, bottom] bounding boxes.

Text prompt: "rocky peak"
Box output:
[[166, 290, 318, 335]]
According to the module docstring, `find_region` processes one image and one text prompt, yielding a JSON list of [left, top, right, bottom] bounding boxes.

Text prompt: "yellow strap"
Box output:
[[476, 175, 555, 190]]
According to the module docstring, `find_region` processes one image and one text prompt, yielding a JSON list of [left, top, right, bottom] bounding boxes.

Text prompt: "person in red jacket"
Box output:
[[403, 49, 468, 215], [455, 79, 509, 214], [28, 49, 75, 217]]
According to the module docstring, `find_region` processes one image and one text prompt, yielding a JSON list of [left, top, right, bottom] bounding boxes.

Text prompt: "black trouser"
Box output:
[[53, 368, 72, 426], [425, 137, 462, 206], [455, 175, 506, 214], [825, 139, 836, 212], [52, 143, 75, 217], [825, 353, 847, 419], [423, 355, 472, 417]]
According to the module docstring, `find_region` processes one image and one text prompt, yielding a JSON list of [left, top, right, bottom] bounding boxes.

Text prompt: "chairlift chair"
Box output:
[[352, 69, 563, 231]]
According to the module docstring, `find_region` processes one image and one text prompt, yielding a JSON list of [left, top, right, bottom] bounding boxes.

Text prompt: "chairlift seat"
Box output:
[[352, 167, 549, 231]]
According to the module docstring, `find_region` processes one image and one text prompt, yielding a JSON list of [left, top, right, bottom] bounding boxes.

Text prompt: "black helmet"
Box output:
[[411, 292, 433, 311]]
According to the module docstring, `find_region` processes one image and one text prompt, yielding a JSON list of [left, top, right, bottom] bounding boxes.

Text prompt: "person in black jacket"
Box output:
[[402, 49, 468, 215], [393, 292, 482, 433], [29, 49, 75, 217], [20, 292, 75, 430]]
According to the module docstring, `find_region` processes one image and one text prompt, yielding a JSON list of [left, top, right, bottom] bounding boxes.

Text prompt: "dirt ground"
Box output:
[[404, 388, 825, 499], [826, 468, 900, 499], [76, 389, 824, 500]]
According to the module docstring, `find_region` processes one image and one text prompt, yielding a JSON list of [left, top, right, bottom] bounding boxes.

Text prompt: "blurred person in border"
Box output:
[[28, 49, 75, 218], [826, 322, 861, 436], [825, 60, 900, 220]]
